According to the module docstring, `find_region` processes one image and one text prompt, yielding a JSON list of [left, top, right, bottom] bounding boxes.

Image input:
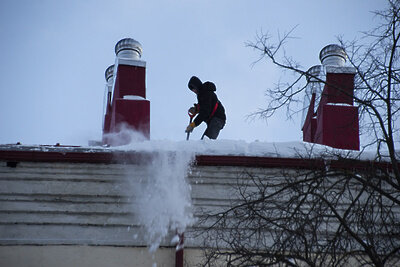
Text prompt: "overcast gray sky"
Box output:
[[0, 0, 384, 145]]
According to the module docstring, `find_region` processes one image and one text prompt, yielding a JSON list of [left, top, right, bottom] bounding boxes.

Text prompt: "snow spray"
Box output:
[[124, 140, 196, 252], [137, 151, 195, 252], [103, 123, 148, 146]]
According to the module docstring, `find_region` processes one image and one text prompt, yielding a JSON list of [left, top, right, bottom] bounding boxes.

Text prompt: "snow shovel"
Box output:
[[186, 112, 195, 140]]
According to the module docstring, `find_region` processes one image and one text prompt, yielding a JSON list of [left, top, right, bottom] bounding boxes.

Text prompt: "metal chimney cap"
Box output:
[[306, 65, 323, 83], [319, 44, 347, 66], [115, 38, 143, 57], [105, 65, 114, 81]]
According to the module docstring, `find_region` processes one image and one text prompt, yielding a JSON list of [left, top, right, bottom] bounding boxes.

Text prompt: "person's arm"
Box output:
[[193, 92, 214, 126]]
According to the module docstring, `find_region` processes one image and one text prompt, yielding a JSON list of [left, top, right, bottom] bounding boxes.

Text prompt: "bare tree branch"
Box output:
[[196, 1, 400, 266]]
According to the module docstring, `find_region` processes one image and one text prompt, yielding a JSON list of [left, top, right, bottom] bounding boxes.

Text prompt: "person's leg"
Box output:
[[204, 117, 225, 139]]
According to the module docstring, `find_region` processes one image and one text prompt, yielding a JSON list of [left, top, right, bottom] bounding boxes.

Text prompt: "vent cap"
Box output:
[[115, 38, 143, 59], [319, 44, 347, 67]]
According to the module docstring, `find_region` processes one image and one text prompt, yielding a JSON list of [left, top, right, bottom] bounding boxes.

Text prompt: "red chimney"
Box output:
[[102, 38, 150, 145], [302, 44, 359, 150], [302, 65, 323, 144]]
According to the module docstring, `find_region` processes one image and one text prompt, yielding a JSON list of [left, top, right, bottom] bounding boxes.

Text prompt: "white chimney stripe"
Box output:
[[117, 58, 146, 68], [123, 95, 147, 100], [325, 66, 356, 74]]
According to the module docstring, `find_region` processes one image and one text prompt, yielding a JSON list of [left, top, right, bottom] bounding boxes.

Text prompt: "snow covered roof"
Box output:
[[0, 140, 395, 170]]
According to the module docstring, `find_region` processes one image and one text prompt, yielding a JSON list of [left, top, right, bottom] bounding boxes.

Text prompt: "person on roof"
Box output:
[[185, 76, 226, 139]]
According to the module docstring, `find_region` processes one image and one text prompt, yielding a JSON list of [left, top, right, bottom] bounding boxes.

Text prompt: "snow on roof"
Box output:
[[114, 139, 338, 158]]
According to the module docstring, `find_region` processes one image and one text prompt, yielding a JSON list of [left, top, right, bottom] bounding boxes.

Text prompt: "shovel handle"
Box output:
[[186, 113, 194, 140]]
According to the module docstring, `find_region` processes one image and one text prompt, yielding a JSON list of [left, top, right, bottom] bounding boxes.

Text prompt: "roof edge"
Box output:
[[0, 148, 396, 171]]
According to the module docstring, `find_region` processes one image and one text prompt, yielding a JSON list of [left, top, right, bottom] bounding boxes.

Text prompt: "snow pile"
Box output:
[[114, 138, 373, 160]]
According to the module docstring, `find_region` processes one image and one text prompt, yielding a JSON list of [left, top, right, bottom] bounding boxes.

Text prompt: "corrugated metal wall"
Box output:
[[0, 160, 278, 247]]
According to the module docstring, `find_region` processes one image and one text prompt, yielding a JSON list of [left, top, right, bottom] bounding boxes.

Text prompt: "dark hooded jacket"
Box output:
[[188, 76, 226, 126]]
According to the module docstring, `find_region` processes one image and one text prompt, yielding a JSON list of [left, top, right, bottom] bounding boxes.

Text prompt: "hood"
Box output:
[[188, 76, 202, 91]]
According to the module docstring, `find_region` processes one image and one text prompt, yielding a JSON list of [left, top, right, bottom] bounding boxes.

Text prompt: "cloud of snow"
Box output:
[[132, 150, 195, 252], [103, 123, 147, 146], [115, 128, 196, 253]]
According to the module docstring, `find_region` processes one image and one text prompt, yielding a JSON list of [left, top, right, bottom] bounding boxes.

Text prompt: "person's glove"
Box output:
[[185, 122, 196, 133], [188, 104, 199, 117], [188, 107, 197, 116]]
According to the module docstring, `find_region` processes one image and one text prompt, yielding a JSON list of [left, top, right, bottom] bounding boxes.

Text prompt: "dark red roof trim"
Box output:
[[0, 147, 396, 171], [196, 155, 397, 171], [195, 155, 325, 169], [0, 149, 154, 165]]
